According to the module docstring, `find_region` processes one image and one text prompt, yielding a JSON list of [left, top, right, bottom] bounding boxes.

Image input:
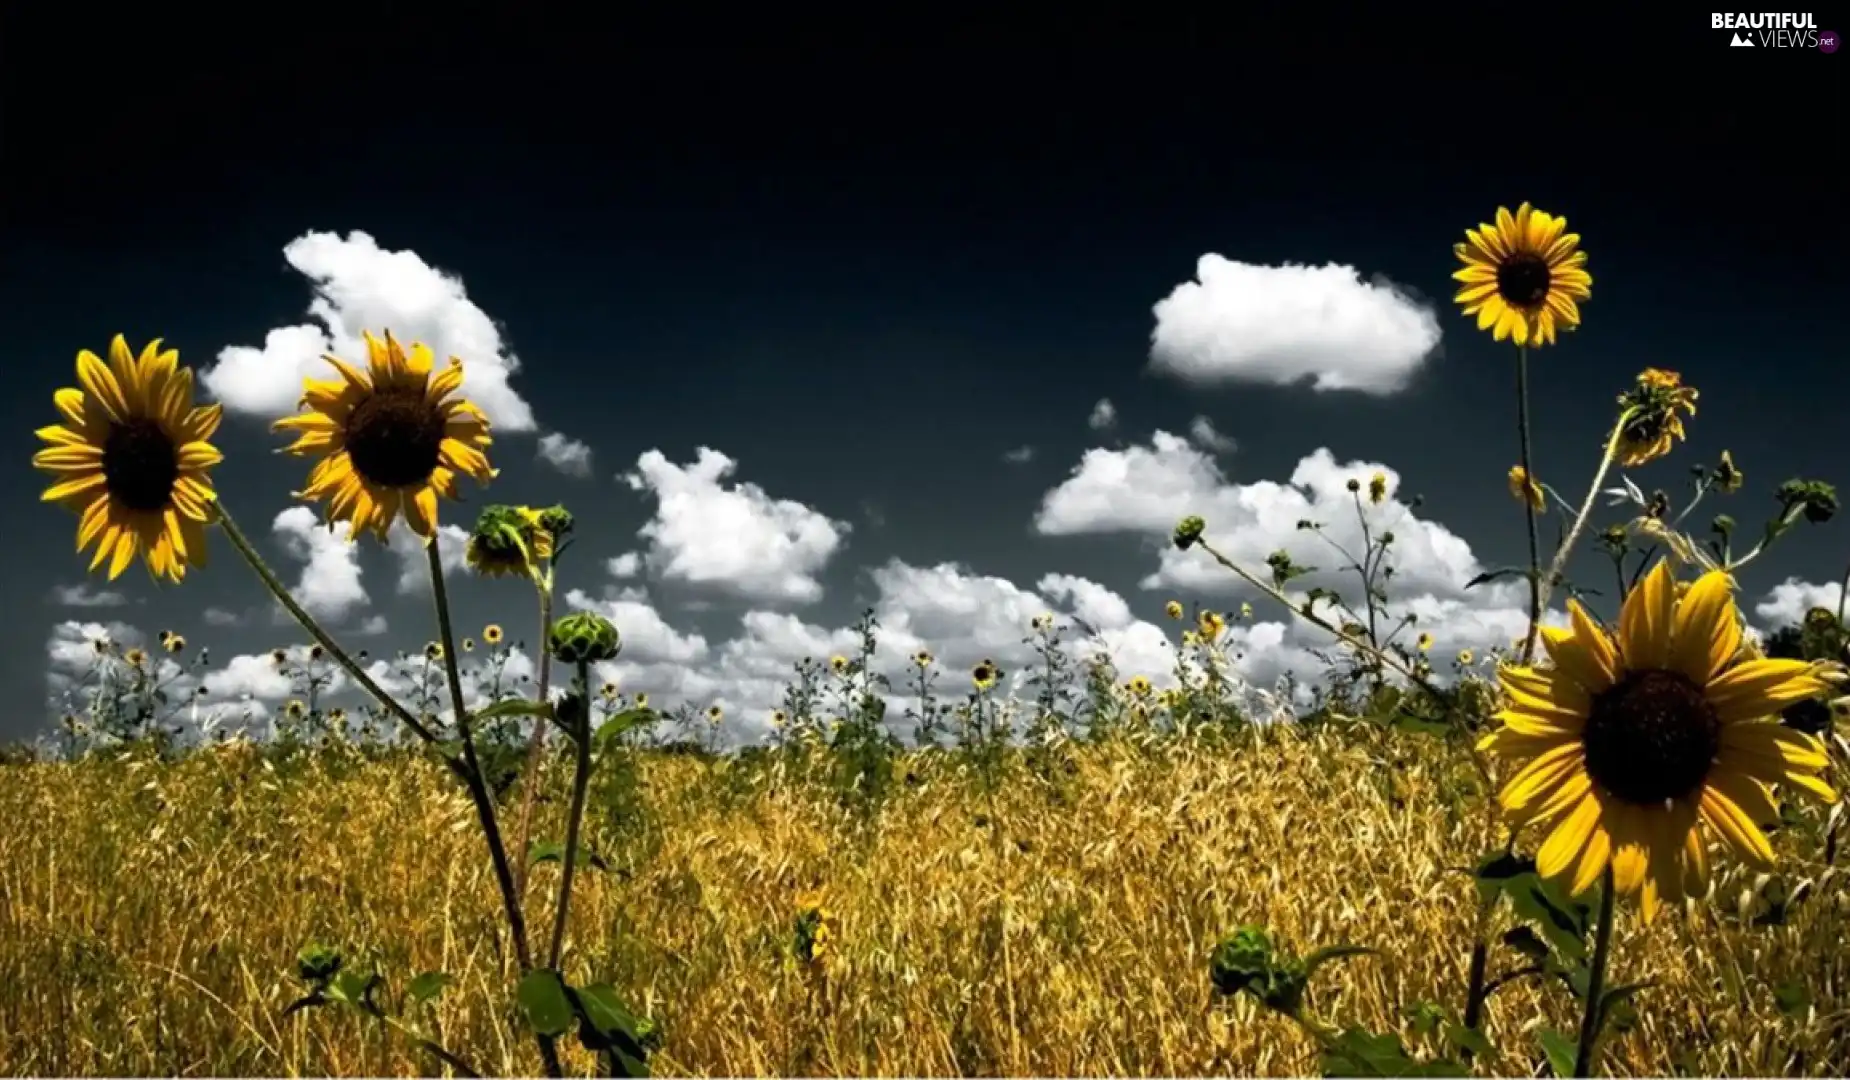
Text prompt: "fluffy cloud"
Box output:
[[387, 520, 470, 594], [45, 620, 143, 700], [1755, 578, 1844, 628], [1002, 445, 1035, 464], [1148, 256, 1441, 395], [1187, 416, 1236, 453], [607, 552, 643, 579], [272, 507, 369, 622], [1088, 398, 1118, 431], [202, 230, 538, 431], [1034, 433, 1542, 653], [49, 584, 128, 608], [537, 432, 594, 478], [619, 448, 850, 605]]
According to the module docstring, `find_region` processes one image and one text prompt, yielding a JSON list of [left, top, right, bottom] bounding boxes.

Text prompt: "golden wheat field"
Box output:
[[2, 723, 1844, 1078]]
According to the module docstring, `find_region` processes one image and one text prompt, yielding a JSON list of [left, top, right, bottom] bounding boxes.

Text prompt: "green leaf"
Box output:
[[529, 840, 611, 871], [1505, 875, 1591, 962], [1536, 1027, 1577, 1078], [1319, 1027, 1463, 1077], [1472, 850, 1532, 905], [1773, 980, 1812, 1017], [517, 969, 574, 1037], [1501, 925, 1550, 963], [1464, 567, 1529, 590], [406, 970, 453, 1005], [473, 698, 552, 725], [572, 983, 656, 1077], [1401, 1000, 1446, 1036], [1441, 1021, 1493, 1059], [1391, 711, 1451, 737], [325, 970, 381, 1011], [594, 708, 658, 749]]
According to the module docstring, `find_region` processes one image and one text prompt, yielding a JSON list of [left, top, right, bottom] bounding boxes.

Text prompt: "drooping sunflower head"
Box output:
[[1508, 465, 1545, 511], [1480, 560, 1836, 922], [1453, 202, 1593, 347], [465, 504, 553, 578], [1614, 368, 1700, 467], [273, 330, 495, 543], [34, 336, 224, 582]]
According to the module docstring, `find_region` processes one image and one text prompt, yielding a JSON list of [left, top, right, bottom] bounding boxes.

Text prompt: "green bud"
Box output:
[[549, 612, 621, 666], [1710, 514, 1736, 536], [1173, 515, 1206, 551], [295, 943, 342, 985]]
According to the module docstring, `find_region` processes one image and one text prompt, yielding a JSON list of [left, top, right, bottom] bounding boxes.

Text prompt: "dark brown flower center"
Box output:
[[1583, 669, 1721, 804], [344, 388, 446, 488], [102, 419, 179, 512], [1496, 253, 1552, 309]]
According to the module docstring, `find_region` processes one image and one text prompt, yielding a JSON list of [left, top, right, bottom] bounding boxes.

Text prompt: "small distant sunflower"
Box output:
[[1453, 202, 1593, 347], [1458, 649, 1476, 666], [1367, 472, 1388, 505], [1418, 632, 1434, 652], [1239, 602, 1253, 620], [1508, 465, 1545, 511], [771, 709, 788, 728], [483, 624, 504, 645], [462, 637, 475, 652], [124, 648, 148, 669], [423, 642, 444, 661], [271, 649, 289, 666], [284, 699, 307, 720], [34, 336, 223, 582], [309, 645, 325, 662], [1126, 675, 1152, 697], [1615, 369, 1699, 467], [912, 649, 933, 668], [600, 681, 618, 699], [634, 692, 649, 708], [273, 330, 495, 543], [1198, 611, 1227, 643], [829, 655, 850, 675], [972, 659, 1001, 691], [707, 704, 724, 724], [1480, 561, 1837, 920], [1164, 600, 1185, 621], [160, 631, 187, 654]]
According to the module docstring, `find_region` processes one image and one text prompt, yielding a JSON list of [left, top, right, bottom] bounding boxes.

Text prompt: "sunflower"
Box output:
[[1126, 675, 1152, 697], [972, 659, 1001, 691], [1615, 368, 1699, 467], [829, 655, 849, 675], [273, 330, 495, 543], [465, 504, 555, 578], [1508, 465, 1545, 511], [1164, 600, 1185, 621], [1453, 202, 1593, 347], [483, 624, 504, 645], [912, 649, 933, 668], [1479, 560, 1836, 921], [1367, 472, 1388, 505], [1417, 632, 1434, 651], [1198, 611, 1227, 643], [34, 336, 223, 582]]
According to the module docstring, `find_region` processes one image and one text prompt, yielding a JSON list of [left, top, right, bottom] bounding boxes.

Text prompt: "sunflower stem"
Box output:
[[1515, 345, 1544, 664], [212, 505, 441, 746], [546, 658, 595, 972], [508, 569, 556, 905], [424, 540, 563, 1079], [1572, 864, 1618, 1077], [1536, 408, 1638, 623]]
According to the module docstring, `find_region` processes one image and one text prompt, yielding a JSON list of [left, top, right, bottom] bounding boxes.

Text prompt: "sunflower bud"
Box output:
[[549, 612, 620, 666], [1710, 514, 1735, 537], [537, 504, 575, 538], [1173, 515, 1206, 551], [294, 943, 343, 986], [1712, 450, 1743, 495]]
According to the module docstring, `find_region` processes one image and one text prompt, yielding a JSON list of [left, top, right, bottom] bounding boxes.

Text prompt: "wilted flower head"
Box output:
[[1712, 450, 1743, 494], [1615, 368, 1699, 467], [465, 504, 553, 579], [1507, 465, 1545, 511], [1367, 472, 1388, 505]]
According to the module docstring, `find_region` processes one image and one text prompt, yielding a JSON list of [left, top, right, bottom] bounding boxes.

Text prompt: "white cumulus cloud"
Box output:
[[1149, 256, 1441, 395], [387, 520, 470, 594], [272, 507, 369, 622], [1755, 578, 1844, 629], [619, 448, 849, 605], [1088, 398, 1118, 431], [537, 432, 594, 478], [1002, 445, 1035, 464], [49, 584, 129, 608], [1187, 416, 1237, 453], [202, 230, 538, 431]]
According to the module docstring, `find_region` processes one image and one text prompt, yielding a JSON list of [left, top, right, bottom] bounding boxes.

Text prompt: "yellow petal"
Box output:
[[1718, 721, 1830, 771], [1670, 571, 1741, 685], [76, 349, 130, 424], [1707, 659, 1827, 723], [1698, 785, 1775, 869], [1618, 560, 1676, 670], [1498, 740, 1587, 815], [1536, 790, 1602, 884]]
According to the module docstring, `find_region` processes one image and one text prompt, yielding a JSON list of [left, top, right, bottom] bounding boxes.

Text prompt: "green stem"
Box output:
[[425, 541, 562, 1079], [509, 571, 556, 903], [213, 506, 440, 746], [1515, 345, 1544, 664], [1572, 864, 1618, 1077], [547, 658, 595, 971]]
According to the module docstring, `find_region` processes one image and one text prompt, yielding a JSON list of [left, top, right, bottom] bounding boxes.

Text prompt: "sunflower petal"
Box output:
[[1707, 659, 1827, 723], [1698, 785, 1776, 870], [1670, 571, 1741, 685], [1618, 560, 1676, 670]]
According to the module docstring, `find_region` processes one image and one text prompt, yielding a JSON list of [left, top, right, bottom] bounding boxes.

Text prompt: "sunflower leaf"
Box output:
[[1319, 1027, 1465, 1077], [1302, 943, 1374, 979], [515, 969, 574, 1037], [472, 698, 552, 725], [1773, 980, 1812, 1017], [1464, 567, 1529, 590], [1535, 1027, 1577, 1078]]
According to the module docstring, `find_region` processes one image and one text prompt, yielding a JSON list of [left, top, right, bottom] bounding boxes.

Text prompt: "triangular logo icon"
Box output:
[[1731, 32, 1755, 46]]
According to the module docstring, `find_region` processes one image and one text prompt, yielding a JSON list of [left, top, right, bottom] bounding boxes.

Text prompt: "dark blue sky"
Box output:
[[4, 11, 1844, 743]]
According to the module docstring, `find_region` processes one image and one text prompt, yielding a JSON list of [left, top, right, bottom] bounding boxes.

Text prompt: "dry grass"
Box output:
[[2, 725, 1846, 1077]]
